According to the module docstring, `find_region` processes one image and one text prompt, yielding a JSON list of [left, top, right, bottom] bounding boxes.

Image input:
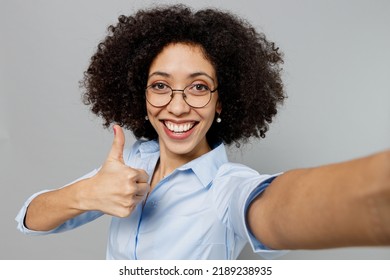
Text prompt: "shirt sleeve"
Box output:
[[242, 176, 289, 259], [15, 168, 103, 235], [213, 163, 288, 259]]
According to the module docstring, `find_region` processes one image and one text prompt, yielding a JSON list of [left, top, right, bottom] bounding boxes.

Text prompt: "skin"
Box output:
[[145, 43, 221, 187], [24, 43, 390, 251], [248, 152, 390, 249], [25, 125, 150, 229], [25, 43, 222, 230]]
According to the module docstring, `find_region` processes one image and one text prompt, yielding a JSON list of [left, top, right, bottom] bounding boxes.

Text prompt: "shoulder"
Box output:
[[214, 162, 261, 183], [211, 161, 281, 211], [210, 162, 280, 237], [211, 162, 276, 207]]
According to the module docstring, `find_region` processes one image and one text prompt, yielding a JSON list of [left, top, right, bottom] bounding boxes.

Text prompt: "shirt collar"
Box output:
[[137, 139, 160, 158], [179, 143, 228, 188], [137, 140, 228, 188]]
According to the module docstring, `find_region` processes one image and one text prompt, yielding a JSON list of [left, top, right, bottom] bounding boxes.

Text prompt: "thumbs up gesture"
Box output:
[[80, 125, 150, 217]]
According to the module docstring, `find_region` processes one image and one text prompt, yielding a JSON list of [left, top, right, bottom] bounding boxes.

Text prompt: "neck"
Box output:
[[159, 148, 210, 176], [154, 139, 211, 182]]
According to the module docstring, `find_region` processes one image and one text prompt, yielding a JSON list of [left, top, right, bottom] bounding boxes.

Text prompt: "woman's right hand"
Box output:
[[79, 125, 150, 217], [25, 125, 148, 231]]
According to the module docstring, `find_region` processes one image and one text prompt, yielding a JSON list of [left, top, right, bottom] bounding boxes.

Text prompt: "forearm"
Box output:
[[248, 150, 390, 250], [23, 126, 149, 232], [25, 179, 90, 231]]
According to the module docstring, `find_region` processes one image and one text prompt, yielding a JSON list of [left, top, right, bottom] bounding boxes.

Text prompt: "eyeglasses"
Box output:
[[145, 82, 218, 108]]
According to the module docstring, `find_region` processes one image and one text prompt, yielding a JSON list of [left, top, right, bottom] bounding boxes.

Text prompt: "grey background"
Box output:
[[1, 0, 389, 259]]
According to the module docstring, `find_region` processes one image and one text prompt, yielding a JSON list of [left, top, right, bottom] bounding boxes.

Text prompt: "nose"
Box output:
[[166, 90, 191, 116]]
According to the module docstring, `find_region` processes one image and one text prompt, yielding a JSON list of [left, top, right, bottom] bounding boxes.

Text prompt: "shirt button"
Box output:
[[148, 201, 158, 208]]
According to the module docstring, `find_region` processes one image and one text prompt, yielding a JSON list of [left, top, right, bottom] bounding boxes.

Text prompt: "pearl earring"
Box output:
[[216, 117, 222, 123], [145, 116, 149, 121]]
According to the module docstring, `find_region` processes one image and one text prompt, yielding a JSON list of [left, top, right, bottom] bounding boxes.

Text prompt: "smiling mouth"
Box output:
[[163, 120, 197, 133]]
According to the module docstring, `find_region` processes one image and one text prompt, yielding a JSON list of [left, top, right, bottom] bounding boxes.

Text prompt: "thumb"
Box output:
[[107, 125, 125, 163]]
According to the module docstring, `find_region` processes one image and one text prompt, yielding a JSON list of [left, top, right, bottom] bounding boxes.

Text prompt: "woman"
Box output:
[[16, 5, 390, 259]]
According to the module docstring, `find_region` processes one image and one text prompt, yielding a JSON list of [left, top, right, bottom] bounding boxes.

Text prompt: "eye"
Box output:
[[150, 82, 170, 92], [188, 83, 210, 94]]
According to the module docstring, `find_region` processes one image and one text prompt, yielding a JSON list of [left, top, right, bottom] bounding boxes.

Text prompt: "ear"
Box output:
[[215, 100, 222, 115]]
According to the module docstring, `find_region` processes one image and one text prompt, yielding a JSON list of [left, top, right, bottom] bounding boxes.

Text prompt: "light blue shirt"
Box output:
[[16, 140, 286, 259]]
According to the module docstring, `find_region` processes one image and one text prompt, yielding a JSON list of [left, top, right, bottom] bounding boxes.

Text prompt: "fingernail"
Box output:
[[113, 127, 117, 135]]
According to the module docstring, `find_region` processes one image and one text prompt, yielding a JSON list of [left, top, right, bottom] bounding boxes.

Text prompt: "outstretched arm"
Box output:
[[247, 150, 390, 250]]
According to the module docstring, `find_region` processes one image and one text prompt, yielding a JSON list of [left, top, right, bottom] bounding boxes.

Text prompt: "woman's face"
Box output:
[[146, 43, 221, 160]]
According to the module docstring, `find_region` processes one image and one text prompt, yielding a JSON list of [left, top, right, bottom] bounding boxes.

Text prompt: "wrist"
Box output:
[[69, 177, 94, 212]]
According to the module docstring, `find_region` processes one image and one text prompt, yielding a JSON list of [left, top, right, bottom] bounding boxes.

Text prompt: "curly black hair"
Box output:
[[82, 4, 285, 146]]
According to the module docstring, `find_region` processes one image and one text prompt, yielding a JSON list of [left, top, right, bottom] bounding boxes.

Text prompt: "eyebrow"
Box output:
[[148, 71, 216, 83]]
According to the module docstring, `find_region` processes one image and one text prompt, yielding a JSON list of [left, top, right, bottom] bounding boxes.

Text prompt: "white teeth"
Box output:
[[165, 121, 194, 133]]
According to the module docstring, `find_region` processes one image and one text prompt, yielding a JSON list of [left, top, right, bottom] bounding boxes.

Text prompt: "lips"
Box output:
[[163, 120, 197, 133]]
